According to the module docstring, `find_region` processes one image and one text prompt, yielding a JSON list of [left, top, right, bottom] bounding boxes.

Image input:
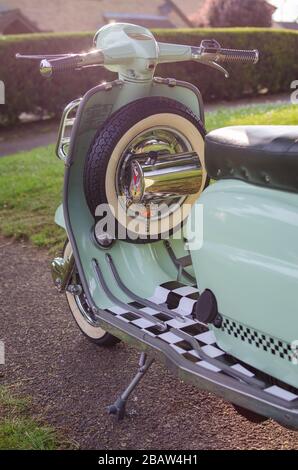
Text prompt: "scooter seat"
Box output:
[[205, 126, 298, 193]]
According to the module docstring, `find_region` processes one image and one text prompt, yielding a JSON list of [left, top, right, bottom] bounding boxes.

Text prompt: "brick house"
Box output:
[[0, 4, 40, 34]]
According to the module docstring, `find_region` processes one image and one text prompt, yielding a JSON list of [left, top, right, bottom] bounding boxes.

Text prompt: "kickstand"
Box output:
[[108, 352, 154, 421]]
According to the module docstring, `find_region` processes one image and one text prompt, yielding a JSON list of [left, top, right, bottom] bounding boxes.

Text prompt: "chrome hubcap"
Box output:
[[116, 127, 199, 221]]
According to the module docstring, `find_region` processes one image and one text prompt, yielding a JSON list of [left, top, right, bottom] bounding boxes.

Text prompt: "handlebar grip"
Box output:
[[40, 51, 104, 78], [218, 49, 259, 64], [40, 56, 81, 78]]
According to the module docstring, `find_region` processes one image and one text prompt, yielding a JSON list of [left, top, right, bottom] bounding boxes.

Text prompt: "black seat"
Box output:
[[205, 126, 298, 193]]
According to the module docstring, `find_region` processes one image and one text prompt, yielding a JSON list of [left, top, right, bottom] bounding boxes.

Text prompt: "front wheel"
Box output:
[[63, 241, 120, 347]]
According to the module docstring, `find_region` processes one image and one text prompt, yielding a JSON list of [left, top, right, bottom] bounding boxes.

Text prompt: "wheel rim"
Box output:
[[116, 126, 200, 221], [73, 278, 98, 327], [104, 112, 206, 239], [64, 243, 106, 338]]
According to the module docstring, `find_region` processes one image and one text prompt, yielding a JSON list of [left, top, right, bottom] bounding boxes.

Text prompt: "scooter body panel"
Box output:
[[61, 79, 201, 310], [190, 180, 298, 388], [54, 204, 66, 229]]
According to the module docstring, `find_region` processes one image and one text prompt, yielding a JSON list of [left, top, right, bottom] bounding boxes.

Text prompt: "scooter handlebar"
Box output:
[[39, 50, 105, 78], [189, 40, 259, 77], [16, 37, 259, 80], [157, 40, 259, 77], [216, 48, 259, 65], [40, 56, 81, 78]]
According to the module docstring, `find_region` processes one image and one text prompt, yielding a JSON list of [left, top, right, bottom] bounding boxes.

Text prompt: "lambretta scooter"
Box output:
[[17, 23, 298, 430]]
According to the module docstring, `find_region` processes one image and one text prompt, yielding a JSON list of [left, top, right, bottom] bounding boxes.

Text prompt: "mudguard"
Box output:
[[59, 78, 203, 306]]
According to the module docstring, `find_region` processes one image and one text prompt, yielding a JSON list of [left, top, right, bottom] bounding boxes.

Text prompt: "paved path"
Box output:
[[0, 237, 297, 449], [0, 93, 290, 158], [0, 120, 59, 158]]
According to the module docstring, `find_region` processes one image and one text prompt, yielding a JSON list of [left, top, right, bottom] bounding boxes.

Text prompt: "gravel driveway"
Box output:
[[0, 236, 298, 450]]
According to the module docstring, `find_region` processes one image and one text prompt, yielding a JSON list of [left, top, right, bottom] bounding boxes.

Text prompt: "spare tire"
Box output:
[[84, 96, 207, 243]]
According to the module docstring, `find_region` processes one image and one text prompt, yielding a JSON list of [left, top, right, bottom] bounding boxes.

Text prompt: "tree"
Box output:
[[191, 0, 273, 27]]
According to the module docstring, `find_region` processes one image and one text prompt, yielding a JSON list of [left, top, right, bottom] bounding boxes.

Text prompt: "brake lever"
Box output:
[[16, 53, 73, 61], [191, 41, 230, 78], [207, 61, 230, 78], [197, 56, 229, 78]]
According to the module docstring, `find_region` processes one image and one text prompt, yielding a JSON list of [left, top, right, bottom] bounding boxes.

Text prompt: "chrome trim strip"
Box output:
[[164, 240, 196, 285], [153, 77, 205, 125], [56, 98, 82, 162], [105, 254, 186, 323], [93, 259, 167, 332]]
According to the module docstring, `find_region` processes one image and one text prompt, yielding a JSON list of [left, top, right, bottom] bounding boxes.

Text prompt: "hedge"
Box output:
[[1, 28, 298, 126]]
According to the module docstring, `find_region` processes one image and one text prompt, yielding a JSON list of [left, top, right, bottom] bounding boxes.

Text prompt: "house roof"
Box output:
[[0, 0, 203, 33], [0, 4, 40, 33]]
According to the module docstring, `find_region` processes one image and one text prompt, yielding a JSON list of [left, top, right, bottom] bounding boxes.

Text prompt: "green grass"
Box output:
[[0, 145, 64, 252], [0, 419, 59, 450], [0, 103, 296, 250], [0, 387, 30, 414], [0, 386, 60, 450], [206, 102, 298, 131]]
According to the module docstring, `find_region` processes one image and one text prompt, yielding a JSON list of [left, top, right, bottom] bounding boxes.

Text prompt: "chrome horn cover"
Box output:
[[51, 255, 74, 292], [128, 151, 201, 203]]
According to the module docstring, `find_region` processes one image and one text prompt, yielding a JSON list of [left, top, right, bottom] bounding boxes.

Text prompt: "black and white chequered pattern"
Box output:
[[106, 281, 298, 403], [221, 318, 293, 362]]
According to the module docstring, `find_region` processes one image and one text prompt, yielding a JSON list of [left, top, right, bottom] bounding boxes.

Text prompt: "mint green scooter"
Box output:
[[18, 23, 298, 429]]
